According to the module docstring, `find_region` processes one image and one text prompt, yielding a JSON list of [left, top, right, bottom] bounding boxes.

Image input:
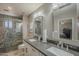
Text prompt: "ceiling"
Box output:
[[0, 3, 43, 16]]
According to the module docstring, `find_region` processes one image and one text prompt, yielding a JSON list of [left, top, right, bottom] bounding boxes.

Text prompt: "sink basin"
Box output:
[[47, 47, 74, 56], [29, 39, 36, 42]]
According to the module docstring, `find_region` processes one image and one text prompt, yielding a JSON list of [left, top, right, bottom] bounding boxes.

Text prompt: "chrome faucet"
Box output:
[[57, 41, 69, 51], [57, 41, 63, 48]]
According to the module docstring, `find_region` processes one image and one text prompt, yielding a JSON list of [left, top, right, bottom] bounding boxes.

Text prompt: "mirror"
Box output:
[[59, 19, 72, 40], [34, 16, 43, 40], [53, 4, 76, 41], [35, 21, 41, 35]]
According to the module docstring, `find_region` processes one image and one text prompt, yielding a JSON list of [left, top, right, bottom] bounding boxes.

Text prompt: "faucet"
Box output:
[[57, 41, 63, 48], [57, 41, 69, 51]]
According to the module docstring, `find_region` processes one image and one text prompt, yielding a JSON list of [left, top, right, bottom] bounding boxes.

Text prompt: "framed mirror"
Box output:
[[58, 18, 72, 40], [34, 16, 43, 40]]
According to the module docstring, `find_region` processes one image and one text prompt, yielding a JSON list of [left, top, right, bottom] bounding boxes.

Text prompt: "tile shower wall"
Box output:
[[0, 14, 22, 52]]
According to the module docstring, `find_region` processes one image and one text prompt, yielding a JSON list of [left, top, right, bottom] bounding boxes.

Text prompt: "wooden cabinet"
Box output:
[[23, 41, 44, 56]]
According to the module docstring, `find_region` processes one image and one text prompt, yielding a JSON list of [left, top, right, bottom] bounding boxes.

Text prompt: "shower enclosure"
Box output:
[[0, 14, 22, 52]]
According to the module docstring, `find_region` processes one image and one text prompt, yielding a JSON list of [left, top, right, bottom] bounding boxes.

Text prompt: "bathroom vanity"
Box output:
[[24, 39, 79, 56], [23, 39, 45, 56]]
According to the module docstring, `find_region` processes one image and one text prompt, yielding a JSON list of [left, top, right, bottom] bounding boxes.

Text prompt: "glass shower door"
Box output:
[[0, 20, 5, 48]]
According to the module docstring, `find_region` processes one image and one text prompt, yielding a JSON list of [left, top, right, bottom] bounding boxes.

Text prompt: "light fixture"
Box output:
[[52, 3, 59, 9], [8, 6, 12, 11]]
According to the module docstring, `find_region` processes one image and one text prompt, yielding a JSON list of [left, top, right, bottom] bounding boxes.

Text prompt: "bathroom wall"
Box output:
[[77, 4, 79, 40], [77, 4, 79, 16], [23, 15, 29, 39], [29, 3, 54, 40]]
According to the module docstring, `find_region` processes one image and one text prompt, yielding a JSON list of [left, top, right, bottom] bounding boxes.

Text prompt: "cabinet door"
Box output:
[[30, 47, 40, 56], [38, 52, 44, 56], [23, 41, 44, 56], [31, 46, 44, 56], [23, 41, 31, 56]]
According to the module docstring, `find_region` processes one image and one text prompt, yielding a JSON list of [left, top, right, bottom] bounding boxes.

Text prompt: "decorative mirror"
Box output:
[[34, 16, 43, 40]]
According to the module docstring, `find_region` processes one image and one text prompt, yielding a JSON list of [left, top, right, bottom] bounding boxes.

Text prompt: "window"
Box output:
[[5, 20, 8, 28], [5, 20, 12, 28], [9, 20, 12, 28]]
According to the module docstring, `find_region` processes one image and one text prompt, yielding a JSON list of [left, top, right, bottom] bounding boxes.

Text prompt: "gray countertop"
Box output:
[[24, 39, 79, 56]]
